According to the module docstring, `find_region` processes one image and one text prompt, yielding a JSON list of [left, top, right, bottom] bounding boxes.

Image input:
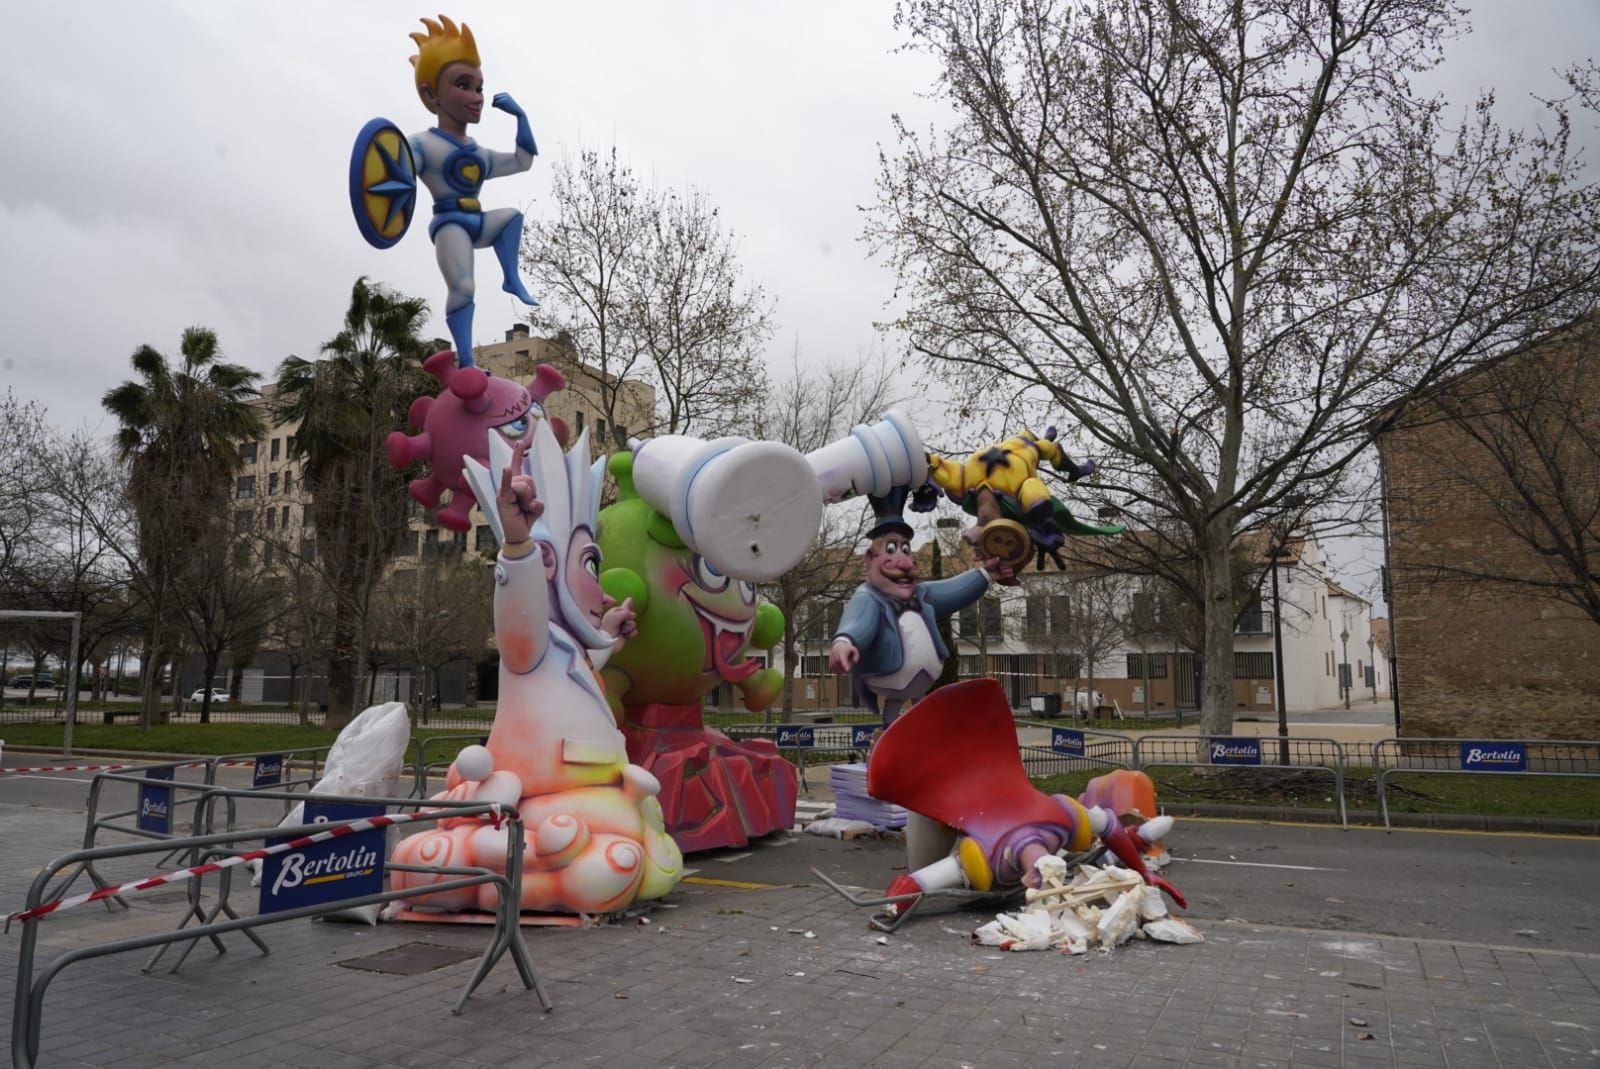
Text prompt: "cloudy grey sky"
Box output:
[[2, 1, 1595, 600]]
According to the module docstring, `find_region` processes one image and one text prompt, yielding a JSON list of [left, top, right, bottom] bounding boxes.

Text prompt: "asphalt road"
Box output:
[[704, 817, 1600, 955], [6, 753, 1597, 956]]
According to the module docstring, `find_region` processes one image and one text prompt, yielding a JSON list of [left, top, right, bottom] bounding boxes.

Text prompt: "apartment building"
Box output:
[[193, 330, 656, 704]]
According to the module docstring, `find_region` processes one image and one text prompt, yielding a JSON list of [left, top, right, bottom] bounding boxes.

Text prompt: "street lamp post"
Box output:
[[1367, 633, 1377, 701], [1340, 627, 1351, 710], [1267, 546, 1292, 764]]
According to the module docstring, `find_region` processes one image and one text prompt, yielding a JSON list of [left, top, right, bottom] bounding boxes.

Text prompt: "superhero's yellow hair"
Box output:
[[409, 15, 480, 114]]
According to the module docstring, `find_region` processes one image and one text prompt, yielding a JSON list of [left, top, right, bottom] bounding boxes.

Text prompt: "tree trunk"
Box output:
[[200, 651, 220, 724], [325, 651, 355, 731], [1198, 522, 1237, 737], [297, 664, 314, 727], [779, 610, 797, 723]]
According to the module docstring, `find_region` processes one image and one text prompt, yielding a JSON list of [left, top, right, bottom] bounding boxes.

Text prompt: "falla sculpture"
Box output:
[[350, 14, 539, 368]]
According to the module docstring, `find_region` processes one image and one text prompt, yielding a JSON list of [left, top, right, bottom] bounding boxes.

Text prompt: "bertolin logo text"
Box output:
[[1209, 739, 1260, 764], [1461, 744, 1526, 771], [271, 843, 380, 896], [139, 796, 169, 822], [776, 727, 813, 746], [255, 758, 282, 779]]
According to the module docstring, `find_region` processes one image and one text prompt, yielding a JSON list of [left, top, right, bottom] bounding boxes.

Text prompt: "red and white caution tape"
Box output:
[[0, 758, 268, 777], [3, 804, 504, 928], [0, 763, 136, 777]]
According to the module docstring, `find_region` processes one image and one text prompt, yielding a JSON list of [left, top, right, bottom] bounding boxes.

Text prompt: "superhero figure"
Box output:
[[351, 15, 539, 367], [915, 426, 1120, 569], [390, 423, 682, 915], [867, 678, 1184, 921], [594, 451, 797, 852]]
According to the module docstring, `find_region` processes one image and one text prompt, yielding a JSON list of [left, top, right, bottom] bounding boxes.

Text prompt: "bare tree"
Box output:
[[370, 558, 491, 722], [524, 146, 775, 439], [873, 0, 1600, 734], [1391, 319, 1599, 626], [1057, 571, 1131, 717], [175, 511, 283, 722], [634, 186, 775, 436]]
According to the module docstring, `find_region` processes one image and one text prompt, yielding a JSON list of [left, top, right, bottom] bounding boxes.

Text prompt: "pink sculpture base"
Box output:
[[620, 703, 798, 853]]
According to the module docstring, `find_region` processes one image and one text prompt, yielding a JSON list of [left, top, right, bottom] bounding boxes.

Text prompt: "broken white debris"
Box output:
[[972, 857, 1201, 954]]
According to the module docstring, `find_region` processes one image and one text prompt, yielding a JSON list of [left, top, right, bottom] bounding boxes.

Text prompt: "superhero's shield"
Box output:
[[349, 117, 417, 249]]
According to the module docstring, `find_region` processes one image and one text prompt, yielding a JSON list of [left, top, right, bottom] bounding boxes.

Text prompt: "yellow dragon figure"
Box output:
[[917, 426, 1123, 569]]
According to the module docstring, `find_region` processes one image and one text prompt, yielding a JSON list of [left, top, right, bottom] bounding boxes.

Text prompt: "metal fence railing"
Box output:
[[1018, 724, 1135, 780], [1133, 734, 1350, 827], [1372, 737, 1600, 829], [722, 723, 871, 789]]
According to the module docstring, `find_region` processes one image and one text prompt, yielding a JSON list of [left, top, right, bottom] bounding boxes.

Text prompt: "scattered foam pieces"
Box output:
[[973, 858, 1200, 954]]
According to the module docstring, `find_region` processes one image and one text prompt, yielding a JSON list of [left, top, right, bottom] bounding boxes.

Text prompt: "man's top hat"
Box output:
[[866, 486, 915, 541]]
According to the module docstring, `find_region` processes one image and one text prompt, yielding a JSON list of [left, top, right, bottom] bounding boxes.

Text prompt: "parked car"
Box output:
[[188, 687, 229, 704], [7, 673, 55, 689]]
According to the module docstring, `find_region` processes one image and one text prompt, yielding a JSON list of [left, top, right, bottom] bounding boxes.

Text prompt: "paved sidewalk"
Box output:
[[3, 802, 1598, 1068]]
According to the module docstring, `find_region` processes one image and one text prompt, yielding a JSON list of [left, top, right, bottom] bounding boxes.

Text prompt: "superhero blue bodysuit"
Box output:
[[409, 94, 537, 367]]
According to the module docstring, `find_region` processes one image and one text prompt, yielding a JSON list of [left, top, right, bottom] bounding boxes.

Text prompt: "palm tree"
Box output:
[[272, 277, 432, 729], [102, 327, 264, 727]]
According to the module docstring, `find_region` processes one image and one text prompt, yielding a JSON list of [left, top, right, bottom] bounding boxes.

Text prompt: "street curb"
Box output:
[[1162, 801, 1600, 836]]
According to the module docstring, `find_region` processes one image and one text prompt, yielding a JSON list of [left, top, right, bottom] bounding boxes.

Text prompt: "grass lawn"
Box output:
[[1032, 766, 1600, 821]]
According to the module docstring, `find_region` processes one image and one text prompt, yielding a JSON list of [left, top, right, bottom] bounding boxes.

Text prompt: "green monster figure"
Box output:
[[595, 452, 798, 852]]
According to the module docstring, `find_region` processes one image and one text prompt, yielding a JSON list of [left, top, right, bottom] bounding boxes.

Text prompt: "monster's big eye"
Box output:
[[527, 400, 545, 420], [738, 580, 756, 606], [496, 415, 531, 440], [693, 555, 728, 593]]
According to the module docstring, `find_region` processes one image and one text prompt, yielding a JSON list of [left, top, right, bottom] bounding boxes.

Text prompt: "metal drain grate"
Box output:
[[336, 942, 479, 976]]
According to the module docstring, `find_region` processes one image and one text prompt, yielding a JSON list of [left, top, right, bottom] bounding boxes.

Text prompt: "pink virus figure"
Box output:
[[386, 349, 570, 532]]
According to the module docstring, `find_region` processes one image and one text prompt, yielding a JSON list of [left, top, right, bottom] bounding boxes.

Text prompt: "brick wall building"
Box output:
[[1376, 322, 1600, 738]]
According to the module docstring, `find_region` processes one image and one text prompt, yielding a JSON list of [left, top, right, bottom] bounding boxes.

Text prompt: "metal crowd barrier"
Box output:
[[8, 795, 546, 1069], [1132, 734, 1350, 828], [1018, 724, 1134, 779], [1373, 737, 1600, 830], [723, 723, 870, 790], [410, 733, 488, 798], [46, 748, 329, 908]]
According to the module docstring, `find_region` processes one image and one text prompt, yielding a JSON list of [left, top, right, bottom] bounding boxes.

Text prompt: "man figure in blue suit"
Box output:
[[829, 490, 1013, 869], [828, 490, 1013, 724]]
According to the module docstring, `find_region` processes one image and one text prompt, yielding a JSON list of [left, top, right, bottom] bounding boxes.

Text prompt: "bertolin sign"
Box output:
[[252, 753, 284, 788], [774, 725, 815, 749], [1207, 737, 1263, 765], [259, 800, 385, 914], [1051, 728, 1086, 756], [850, 723, 885, 749], [136, 765, 176, 834], [1459, 741, 1527, 773]]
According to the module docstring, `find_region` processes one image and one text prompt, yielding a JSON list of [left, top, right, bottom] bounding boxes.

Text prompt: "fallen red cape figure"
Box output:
[[866, 677, 1185, 919]]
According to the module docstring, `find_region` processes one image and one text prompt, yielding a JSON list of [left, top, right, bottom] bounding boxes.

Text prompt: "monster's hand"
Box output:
[[497, 439, 544, 545], [601, 597, 638, 642], [829, 639, 859, 675], [751, 602, 784, 651], [737, 667, 785, 713]]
